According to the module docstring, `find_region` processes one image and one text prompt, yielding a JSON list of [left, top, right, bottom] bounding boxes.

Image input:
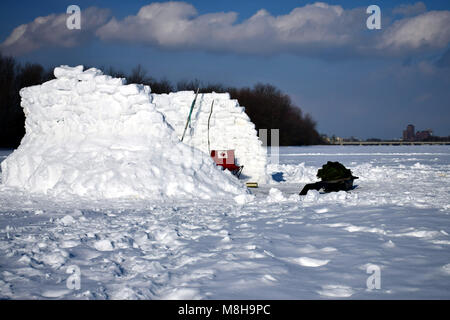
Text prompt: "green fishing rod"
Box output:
[[181, 88, 200, 142]]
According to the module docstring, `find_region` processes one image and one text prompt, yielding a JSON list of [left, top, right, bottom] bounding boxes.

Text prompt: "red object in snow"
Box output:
[[210, 150, 243, 176]]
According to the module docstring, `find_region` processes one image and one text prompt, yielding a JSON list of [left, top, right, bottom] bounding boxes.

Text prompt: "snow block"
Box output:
[[1, 65, 247, 200], [152, 92, 268, 183]]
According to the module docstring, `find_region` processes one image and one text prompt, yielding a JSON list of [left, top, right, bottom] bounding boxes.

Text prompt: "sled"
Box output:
[[210, 150, 244, 178]]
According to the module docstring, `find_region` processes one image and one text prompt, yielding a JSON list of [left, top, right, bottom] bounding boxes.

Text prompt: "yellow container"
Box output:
[[246, 182, 258, 188]]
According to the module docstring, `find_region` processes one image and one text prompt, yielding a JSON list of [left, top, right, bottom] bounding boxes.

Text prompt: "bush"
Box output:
[[228, 84, 323, 145]]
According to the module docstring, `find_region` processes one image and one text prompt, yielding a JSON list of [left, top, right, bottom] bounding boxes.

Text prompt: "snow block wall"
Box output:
[[152, 92, 268, 183], [0, 65, 247, 200]]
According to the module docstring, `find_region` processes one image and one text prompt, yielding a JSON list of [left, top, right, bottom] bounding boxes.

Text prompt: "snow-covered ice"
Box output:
[[1, 145, 449, 299]]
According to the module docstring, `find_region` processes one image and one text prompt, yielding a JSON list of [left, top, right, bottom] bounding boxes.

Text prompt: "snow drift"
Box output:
[[0, 65, 248, 200]]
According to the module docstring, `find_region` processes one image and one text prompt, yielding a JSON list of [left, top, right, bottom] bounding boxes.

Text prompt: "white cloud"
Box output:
[[379, 11, 450, 51], [96, 2, 450, 58], [0, 7, 111, 56], [96, 2, 361, 55], [392, 2, 427, 17], [96, 2, 238, 50], [2, 2, 450, 59]]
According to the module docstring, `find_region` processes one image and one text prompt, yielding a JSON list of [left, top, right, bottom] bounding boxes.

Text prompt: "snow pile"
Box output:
[[152, 92, 268, 183], [268, 162, 317, 183], [0, 65, 247, 200], [265, 187, 300, 202]]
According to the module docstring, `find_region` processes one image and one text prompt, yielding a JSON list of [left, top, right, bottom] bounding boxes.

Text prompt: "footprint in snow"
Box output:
[[41, 289, 72, 298]]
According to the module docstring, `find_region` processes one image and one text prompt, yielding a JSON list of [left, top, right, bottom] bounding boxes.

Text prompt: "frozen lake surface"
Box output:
[[0, 145, 449, 299]]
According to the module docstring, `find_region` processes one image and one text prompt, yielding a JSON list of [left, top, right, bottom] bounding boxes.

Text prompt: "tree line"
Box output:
[[0, 55, 324, 148], [0, 54, 55, 147]]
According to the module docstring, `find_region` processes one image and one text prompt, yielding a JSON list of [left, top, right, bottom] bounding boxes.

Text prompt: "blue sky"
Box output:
[[1, 0, 449, 139]]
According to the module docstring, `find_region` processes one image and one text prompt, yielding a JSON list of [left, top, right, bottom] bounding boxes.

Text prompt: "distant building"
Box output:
[[415, 129, 433, 141], [402, 124, 415, 141], [402, 125, 433, 141], [321, 134, 331, 143], [343, 136, 360, 142]]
